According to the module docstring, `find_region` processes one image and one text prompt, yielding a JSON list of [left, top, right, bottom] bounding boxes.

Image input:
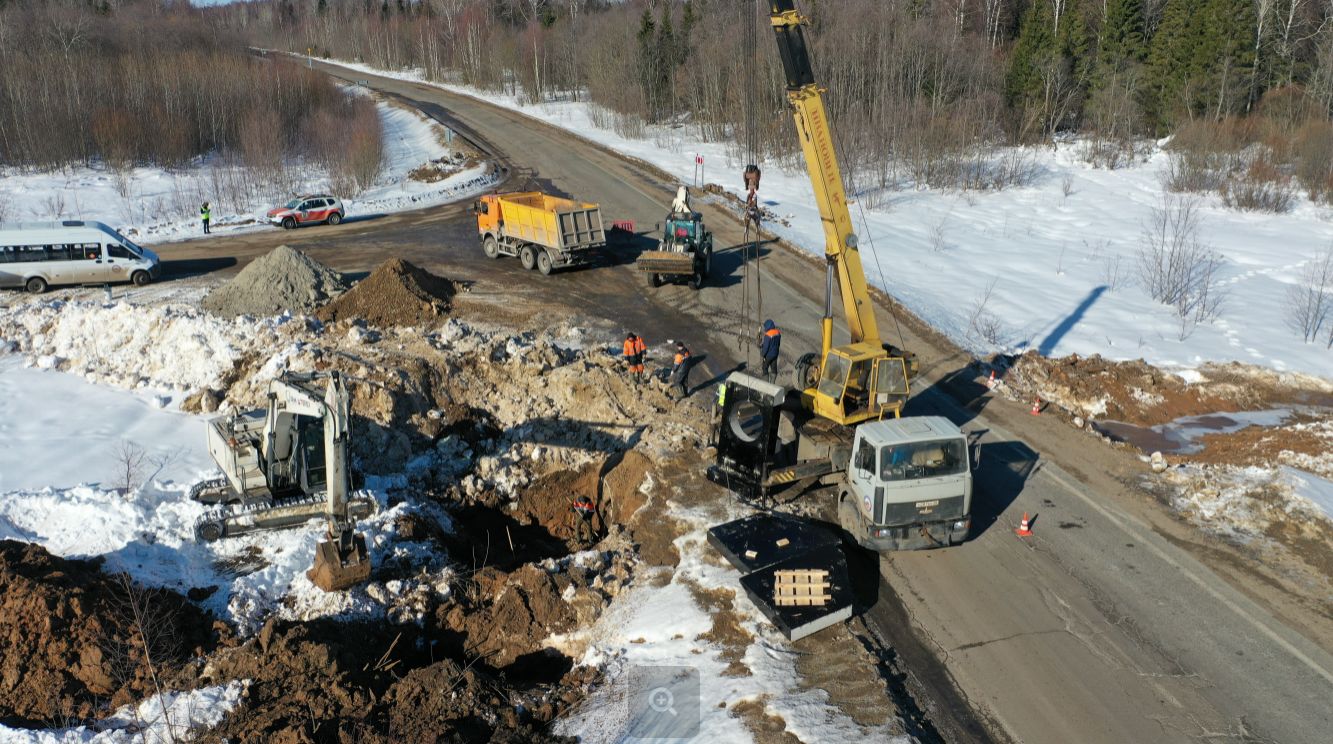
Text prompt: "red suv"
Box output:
[[267, 194, 345, 229]]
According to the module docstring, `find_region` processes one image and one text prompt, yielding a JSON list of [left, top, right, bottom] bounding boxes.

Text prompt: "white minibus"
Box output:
[[0, 221, 161, 293]]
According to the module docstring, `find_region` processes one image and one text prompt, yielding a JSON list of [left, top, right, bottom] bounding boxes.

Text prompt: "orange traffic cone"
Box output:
[[1016, 513, 1033, 537], [1030, 397, 1042, 415], [986, 370, 997, 389]]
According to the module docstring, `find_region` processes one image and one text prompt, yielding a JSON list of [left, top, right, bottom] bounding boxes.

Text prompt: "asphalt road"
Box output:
[[156, 59, 1333, 744]]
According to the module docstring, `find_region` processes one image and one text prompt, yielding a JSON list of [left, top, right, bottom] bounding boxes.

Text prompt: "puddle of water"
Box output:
[[1092, 409, 1294, 455]]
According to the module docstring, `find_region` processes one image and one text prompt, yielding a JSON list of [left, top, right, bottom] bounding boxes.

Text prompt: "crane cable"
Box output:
[[737, 0, 763, 362]]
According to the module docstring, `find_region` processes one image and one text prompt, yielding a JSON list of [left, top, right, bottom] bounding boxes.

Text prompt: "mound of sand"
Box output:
[[203, 245, 348, 318], [0, 541, 222, 726], [317, 258, 459, 327]]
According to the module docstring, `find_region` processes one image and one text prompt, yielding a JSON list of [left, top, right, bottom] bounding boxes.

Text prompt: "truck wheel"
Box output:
[[650, 273, 663, 288], [482, 235, 500, 259], [195, 519, 226, 543], [837, 493, 865, 543], [282, 217, 296, 230], [327, 212, 342, 226], [131, 271, 150, 287], [520, 245, 537, 270], [688, 271, 703, 290], [25, 276, 47, 294], [537, 250, 554, 275], [793, 352, 820, 390]]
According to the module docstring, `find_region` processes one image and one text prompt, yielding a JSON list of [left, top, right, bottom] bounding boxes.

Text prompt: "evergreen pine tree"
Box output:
[[1099, 0, 1147, 71], [657, 6, 678, 118], [637, 10, 660, 121], [1005, 1, 1058, 108]]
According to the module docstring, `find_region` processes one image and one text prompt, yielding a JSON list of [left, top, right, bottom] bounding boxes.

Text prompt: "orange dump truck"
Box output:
[[475, 191, 605, 275]]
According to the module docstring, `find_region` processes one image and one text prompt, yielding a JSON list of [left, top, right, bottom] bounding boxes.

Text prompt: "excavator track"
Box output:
[[194, 490, 378, 542]]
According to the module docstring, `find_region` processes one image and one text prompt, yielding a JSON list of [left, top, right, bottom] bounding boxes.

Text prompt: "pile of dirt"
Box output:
[[317, 258, 459, 327], [1001, 352, 1232, 425], [0, 541, 223, 726], [195, 619, 583, 743], [1002, 352, 1333, 428], [202, 245, 348, 318]]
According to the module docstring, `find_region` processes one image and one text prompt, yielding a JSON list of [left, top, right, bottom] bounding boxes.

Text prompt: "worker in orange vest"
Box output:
[[622, 332, 647, 381], [670, 341, 692, 399], [571, 493, 596, 545], [759, 319, 781, 381]]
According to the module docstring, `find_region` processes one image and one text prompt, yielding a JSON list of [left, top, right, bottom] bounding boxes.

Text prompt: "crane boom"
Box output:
[[769, 1, 878, 347]]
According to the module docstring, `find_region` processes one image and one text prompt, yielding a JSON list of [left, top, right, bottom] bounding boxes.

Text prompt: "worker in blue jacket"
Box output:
[[759, 319, 781, 381]]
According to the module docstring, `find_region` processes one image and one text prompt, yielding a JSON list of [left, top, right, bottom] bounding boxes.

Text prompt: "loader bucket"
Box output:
[[307, 530, 371, 592]]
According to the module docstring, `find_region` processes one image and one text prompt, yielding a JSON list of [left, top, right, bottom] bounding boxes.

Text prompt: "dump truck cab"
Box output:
[[838, 416, 972, 551]]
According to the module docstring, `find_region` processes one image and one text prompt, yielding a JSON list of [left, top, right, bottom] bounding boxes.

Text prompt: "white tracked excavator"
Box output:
[[190, 371, 374, 591]]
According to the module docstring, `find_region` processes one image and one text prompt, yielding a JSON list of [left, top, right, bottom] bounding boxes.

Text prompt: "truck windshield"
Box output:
[[880, 439, 966, 482], [285, 198, 303, 209]]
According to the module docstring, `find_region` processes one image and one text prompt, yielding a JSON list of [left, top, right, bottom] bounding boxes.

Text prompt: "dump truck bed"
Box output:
[[493, 192, 605, 251]]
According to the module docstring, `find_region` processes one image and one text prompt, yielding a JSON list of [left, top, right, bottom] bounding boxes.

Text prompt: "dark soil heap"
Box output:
[[317, 258, 459, 327], [0, 541, 222, 727], [195, 619, 584, 744]]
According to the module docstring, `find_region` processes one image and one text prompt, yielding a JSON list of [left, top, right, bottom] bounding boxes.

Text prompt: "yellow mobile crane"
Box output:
[[768, 1, 911, 426], [712, 2, 971, 553]]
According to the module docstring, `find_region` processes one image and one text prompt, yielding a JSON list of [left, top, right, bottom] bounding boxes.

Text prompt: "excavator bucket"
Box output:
[[307, 529, 371, 592]]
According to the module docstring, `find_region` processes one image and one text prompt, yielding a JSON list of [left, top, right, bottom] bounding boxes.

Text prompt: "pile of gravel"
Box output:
[[202, 245, 349, 318], [316, 258, 458, 327]]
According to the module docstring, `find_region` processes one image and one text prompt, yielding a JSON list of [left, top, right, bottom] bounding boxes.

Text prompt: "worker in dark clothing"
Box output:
[[571, 493, 596, 545], [670, 341, 692, 399], [200, 202, 212, 234], [622, 332, 646, 382], [759, 319, 781, 381]]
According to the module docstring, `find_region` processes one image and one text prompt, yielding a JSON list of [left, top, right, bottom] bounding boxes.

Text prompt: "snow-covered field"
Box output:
[[316, 58, 1333, 381], [0, 93, 499, 245]]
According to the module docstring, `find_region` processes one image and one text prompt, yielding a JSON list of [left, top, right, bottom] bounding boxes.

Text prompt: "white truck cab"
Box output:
[[839, 415, 972, 551]]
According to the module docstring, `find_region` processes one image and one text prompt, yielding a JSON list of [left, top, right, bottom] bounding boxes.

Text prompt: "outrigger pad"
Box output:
[[707, 513, 854, 641]]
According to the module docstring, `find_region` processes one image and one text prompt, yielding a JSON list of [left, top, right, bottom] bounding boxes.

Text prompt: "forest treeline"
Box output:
[[4, 1, 1330, 205], [0, 0, 382, 193], [215, 0, 1333, 201]]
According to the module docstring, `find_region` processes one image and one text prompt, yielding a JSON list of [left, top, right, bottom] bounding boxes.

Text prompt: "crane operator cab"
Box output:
[[801, 344, 911, 426]]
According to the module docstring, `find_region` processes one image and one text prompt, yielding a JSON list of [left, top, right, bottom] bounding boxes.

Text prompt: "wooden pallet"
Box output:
[[773, 568, 831, 607]]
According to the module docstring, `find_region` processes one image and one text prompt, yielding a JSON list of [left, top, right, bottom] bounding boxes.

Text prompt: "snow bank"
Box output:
[[0, 681, 247, 744], [1164, 464, 1333, 543], [317, 58, 1333, 382]]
